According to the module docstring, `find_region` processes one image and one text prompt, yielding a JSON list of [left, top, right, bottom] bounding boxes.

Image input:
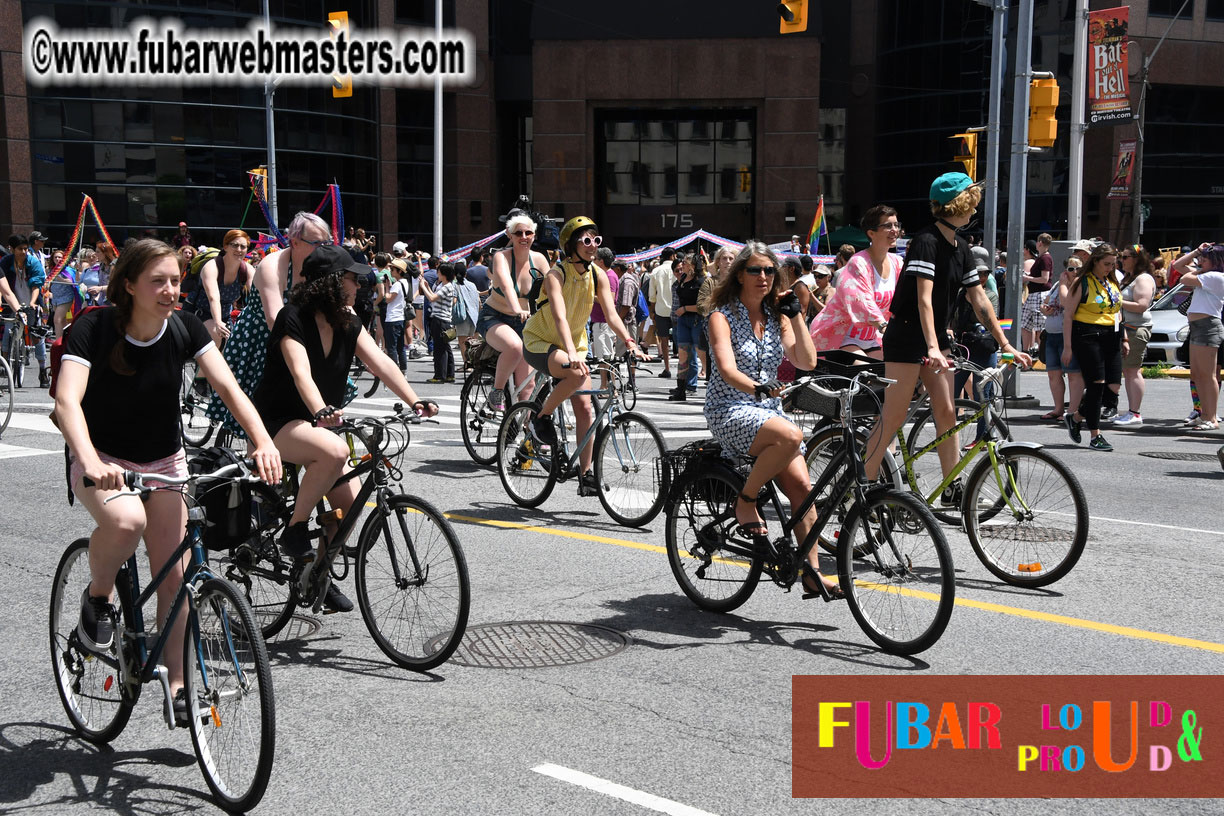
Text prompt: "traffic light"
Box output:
[[329, 11, 352, 98], [1028, 78, 1059, 148], [950, 132, 978, 181], [777, 1, 808, 33]]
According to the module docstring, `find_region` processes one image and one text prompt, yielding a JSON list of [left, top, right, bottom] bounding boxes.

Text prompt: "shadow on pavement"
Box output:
[[583, 591, 931, 671], [0, 721, 209, 815], [450, 501, 657, 536], [266, 631, 447, 684]]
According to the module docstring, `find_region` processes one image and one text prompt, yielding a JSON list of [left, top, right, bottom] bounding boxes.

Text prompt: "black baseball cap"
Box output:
[[300, 243, 368, 282]]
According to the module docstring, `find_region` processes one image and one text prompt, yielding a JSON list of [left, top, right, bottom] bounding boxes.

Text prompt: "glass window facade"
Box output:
[[396, 89, 435, 249], [1148, 0, 1194, 16], [1139, 84, 1224, 242], [23, 1, 379, 245]]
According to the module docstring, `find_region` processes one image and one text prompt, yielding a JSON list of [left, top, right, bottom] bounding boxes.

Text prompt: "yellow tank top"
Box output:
[[1073, 274, 1122, 326], [523, 259, 596, 354]]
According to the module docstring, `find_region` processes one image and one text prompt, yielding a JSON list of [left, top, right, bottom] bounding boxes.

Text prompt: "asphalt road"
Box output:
[[1, 363, 1221, 815]]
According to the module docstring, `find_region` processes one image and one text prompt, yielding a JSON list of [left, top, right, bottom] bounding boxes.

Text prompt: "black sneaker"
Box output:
[[667, 386, 687, 401], [39, 367, 50, 388], [77, 588, 115, 654], [279, 521, 313, 560], [1100, 406, 1117, 421], [577, 470, 600, 497], [173, 688, 194, 728], [939, 478, 963, 507], [1064, 414, 1082, 445], [529, 414, 557, 448], [659, 369, 672, 379], [323, 583, 354, 613], [1217, 445, 1224, 471], [1089, 434, 1114, 452]]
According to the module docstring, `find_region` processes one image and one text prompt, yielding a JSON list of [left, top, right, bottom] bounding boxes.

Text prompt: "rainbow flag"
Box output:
[[807, 195, 827, 250], [998, 318, 1013, 330]]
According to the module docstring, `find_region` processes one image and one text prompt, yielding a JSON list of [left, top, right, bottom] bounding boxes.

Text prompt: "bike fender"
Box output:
[[996, 440, 1043, 454]]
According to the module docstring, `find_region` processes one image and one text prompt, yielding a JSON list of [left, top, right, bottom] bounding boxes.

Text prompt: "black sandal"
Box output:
[[733, 492, 769, 540], [800, 564, 845, 602]]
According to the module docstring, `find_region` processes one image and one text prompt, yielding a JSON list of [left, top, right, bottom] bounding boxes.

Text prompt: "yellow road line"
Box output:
[[438, 509, 1224, 655]]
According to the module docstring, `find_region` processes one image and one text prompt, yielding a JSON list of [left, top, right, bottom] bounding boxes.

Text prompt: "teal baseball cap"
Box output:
[[930, 172, 982, 205]]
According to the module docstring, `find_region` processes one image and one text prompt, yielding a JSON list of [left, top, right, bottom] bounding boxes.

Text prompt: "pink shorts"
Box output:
[[70, 448, 188, 494]]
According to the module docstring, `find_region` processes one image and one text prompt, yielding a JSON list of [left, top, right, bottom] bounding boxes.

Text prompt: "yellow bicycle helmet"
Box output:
[[558, 216, 597, 249]]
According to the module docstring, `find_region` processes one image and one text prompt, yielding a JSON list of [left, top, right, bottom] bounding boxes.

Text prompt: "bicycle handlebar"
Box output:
[[85, 458, 258, 500]]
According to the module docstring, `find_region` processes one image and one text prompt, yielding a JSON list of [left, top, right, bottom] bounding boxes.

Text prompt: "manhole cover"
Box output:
[[432, 621, 631, 669], [266, 614, 322, 643], [977, 524, 1077, 543], [1138, 451, 1218, 462]]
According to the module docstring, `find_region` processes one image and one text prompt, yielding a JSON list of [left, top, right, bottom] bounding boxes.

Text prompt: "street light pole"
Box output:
[[982, 0, 1008, 265], [432, 0, 443, 256], [262, 0, 278, 229]]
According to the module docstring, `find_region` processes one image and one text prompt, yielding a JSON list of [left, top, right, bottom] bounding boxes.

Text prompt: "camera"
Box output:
[[497, 195, 562, 250]]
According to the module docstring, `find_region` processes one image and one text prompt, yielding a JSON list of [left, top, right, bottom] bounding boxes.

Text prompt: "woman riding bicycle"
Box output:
[[254, 245, 438, 612], [53, 239, 281, 722], [478, 213, 551, 412], [703, 241, 839, 598], [860, 172, 1030, 502], [189, 229, 254, 348], [521, 216, 643, 496]]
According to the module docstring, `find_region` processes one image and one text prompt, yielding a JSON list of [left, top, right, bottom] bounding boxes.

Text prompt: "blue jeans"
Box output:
[[383, 320, 406, 369], [674, 313, 700, 389]]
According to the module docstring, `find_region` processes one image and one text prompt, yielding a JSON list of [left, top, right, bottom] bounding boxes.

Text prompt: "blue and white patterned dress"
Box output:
[[704, 300, 801, 458]]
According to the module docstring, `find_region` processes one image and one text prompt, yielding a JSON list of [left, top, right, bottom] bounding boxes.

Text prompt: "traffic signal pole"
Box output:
[[1005, 0, 1035, 358], [982, 0, 1008, 269]]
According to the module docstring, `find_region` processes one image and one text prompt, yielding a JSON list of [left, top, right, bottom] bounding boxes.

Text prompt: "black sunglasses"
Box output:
[[744, 265, 777, 277]]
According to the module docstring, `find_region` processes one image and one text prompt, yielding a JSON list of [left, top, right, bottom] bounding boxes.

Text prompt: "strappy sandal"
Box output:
[[800, 564, 845, 602], [1039, 410, 1063, 421], [733, 492, 769, 541], [1189, 420, 1220, 431]]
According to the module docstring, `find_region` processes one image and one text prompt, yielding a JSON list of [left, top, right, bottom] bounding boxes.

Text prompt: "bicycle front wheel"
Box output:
[[460, 366, 498, 465], [805, 424, 901, 555], [184, 577, 276, 812], [49, 538, 138, 743], [665, 467, 763, 613], [963, 446, 1088, 587], [0, 355, 12, 438], [497, 402, 558, 508], [180, 359, 216, 448], [595, 412, 669, 527], [355, 495, 470, 670], [838, 489, 954, 656]]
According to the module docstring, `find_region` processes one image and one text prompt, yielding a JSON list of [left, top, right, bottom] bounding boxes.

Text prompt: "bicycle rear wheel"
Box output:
[[354, 495, 470, 670], [180, 359, 217, 448], [497, 402, 558, 508], [49, 538, 138, 743], [838, 489, 954, 656], [460, 366, 499, 465], [184, 577, 276, 812], [805, 424, 901, 555], [213, 482, 296, 639], [963, 446, 1088, 587], [665, 467, 763, 613], [905, 397, 1011, 524], [0, 355, 12, 438], [595, 412, 669, 527]]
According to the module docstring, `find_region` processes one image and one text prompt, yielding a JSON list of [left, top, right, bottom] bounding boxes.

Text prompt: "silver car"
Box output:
[[1146, 283, 1189, 364]]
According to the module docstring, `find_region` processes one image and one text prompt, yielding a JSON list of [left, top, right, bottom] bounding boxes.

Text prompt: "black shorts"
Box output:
[[881, 318, 949, 365]]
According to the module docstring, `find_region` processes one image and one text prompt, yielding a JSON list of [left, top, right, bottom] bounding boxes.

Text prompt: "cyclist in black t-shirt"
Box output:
[[54, 239, 282, 717], [254, 245, 438, 612], [862, 173, 1030, 502]]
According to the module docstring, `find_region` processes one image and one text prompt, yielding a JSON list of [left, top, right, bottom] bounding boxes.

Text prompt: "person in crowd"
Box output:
[[55, 238, 281, 720], [170, 221, 192, 250], [47, 248, 78, 338], [702, 241, 837, 597], [1, 233, 49, 384], [452, 261, 481, 366], [1039, 256, 1085, 422], [862, 173, 1030, 499], [613, 258, 641, 359], [993, 251, 1008, 315], [419, 262, 458, 383], [832, 243, 856, 287], [698, 248, 733, 379], [411, 254, 430, 350], [521, 217, 643, 497], [589, 246, 620, 362], [370, 251, 393, 350], [808, 204, 902, 359], [650, 248, 676, 377], [81, 242, 117, 308], [189, 229, 254, 348], [1020, 238, 1050, 356], [669, 252, 705, 401], [254, 245, 435, 612], [1110, 246, 1156, 425], [204, 212, 331, 438], [381, 258, 411, 369], [176, 244, 197, 276], [790, 255, 816, 321], [466, 247, 491, 302], [1062, 244, 1126, 450], [952, 246, 1001, 446], [1170, 243, 1224, 430], [477, 213, 549, 411]]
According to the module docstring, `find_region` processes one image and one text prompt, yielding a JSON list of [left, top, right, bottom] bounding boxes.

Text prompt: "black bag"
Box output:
[[188, 446, 252, 551], [1037, 329, 1048, 362], [954, 289, 999, 355]]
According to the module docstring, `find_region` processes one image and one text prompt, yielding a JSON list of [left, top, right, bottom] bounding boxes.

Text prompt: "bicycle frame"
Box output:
[[550, 373, 626, 475]]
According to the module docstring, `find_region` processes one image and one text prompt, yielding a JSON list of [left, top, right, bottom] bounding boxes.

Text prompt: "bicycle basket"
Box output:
[[187, 446, 252, 551], [786, 376, 883, 420]]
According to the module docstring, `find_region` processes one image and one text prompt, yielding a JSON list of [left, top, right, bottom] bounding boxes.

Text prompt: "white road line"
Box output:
[[1050, 510, 1222, 537], [532, 764, 718, 816], [0, 442, 58, 459], [5, 413, 60, 434]]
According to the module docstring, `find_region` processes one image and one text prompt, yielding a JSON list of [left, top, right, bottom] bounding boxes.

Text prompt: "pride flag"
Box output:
[[807, 196, 827, 250], [998, 318, 1013, 330]]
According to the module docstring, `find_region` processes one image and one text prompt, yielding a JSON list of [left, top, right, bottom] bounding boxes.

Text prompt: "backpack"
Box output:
[[635, 290, 649, 325], [187, 445, 253, 551], [180, 247, 220, 299]]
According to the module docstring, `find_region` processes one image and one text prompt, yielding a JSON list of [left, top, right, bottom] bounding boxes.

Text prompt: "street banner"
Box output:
[[1108, 139, 1138, 200], [1088, 6, 1132, 126]]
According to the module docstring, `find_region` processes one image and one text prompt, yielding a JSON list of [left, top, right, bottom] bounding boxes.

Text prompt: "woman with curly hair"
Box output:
[[861, 173, 1030, 498], [254, 245, 438, 612]]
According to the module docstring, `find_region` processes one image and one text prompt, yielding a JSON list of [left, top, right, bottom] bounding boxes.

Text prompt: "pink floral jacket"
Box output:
[[808, 251, 901, 351]]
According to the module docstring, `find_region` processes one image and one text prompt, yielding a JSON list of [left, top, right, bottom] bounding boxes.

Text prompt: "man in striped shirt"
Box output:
[[420, 262, 458, 382]]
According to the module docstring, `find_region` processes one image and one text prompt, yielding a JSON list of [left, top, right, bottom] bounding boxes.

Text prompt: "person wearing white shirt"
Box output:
[[650, 249, 676, 377]]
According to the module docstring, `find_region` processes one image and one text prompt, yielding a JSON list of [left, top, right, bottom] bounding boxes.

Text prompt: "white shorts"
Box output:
[[591, 322, 617, 359]]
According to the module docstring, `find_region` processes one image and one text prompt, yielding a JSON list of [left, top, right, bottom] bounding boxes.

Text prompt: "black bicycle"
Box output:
[[217, 406, 471, 671], [664, 372, 955, 656], [49, 460, 276, 811]]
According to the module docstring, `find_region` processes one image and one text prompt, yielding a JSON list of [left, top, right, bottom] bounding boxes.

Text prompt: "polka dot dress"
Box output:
[[704, 301, 802, 459]]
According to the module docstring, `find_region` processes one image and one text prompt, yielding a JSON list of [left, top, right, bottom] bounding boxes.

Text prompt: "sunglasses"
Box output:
[[744, 266, 777, 277], [579, 235, 603, 247], [873, 222, 903, 232], [512, 230, 535, 238], [301, 238, 335, 247]]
